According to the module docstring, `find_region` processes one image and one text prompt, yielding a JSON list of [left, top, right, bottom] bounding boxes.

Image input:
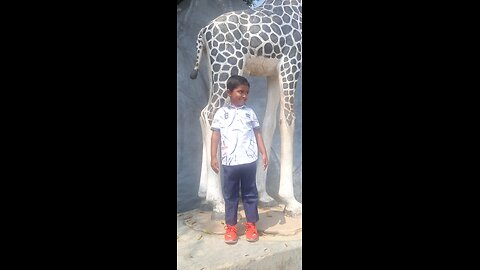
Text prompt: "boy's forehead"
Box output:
[[236, 84, 249, 90], [230, 85, 249, 92]]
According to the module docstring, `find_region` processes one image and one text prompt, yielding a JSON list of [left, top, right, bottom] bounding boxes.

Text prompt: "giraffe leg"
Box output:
[[277, 69, 302, 217], [278, 115, 302, 216], [199, 106, 225, 220], [257, 75, 280, 207], [198, 116, 207, 199], [205, 68, 240, 219]]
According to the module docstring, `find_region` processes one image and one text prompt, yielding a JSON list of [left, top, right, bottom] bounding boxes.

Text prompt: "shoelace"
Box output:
[[225, 225, 237, 233]]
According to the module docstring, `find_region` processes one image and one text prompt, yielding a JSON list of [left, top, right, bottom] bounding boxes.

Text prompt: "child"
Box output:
[[210, 75, 268, 244]]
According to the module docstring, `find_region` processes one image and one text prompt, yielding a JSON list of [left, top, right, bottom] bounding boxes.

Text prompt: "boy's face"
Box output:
[[228, 84, 249, 107]]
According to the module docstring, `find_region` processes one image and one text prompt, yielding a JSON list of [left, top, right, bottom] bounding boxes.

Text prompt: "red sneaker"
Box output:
[[245, 222, 259, 242], [224, 224, 238, 244]]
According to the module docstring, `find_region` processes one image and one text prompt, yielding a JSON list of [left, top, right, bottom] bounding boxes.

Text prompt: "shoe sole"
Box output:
[[246, 237, 258, 242], [225, 239, 238, 244]]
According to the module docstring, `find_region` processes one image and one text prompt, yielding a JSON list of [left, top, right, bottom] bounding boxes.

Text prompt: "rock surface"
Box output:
[[177, 205, 302, 270]]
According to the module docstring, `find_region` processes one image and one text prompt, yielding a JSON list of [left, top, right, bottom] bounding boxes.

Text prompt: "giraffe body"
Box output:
[[191, 0, 302, 218]]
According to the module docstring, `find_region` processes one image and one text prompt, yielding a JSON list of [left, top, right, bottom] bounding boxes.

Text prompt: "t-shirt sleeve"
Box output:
[[250, 109, 260, 129], [211, 108, 222, 131]]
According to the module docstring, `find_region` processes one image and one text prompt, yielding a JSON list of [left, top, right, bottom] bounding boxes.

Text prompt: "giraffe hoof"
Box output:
[[211, 201, 225, 220], [259, 197, 278, 208], [284, 200, 302, 217]]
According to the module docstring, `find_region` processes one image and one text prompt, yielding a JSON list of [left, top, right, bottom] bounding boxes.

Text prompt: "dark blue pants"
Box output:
[[222, 161, 259, 226]]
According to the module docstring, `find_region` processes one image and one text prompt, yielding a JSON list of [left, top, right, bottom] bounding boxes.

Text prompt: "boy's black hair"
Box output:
[[227, 75, 250, 91]]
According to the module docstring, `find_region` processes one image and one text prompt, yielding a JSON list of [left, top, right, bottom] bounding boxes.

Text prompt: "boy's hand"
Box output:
[[211, 158, 220, 174], [263, 156, 268, 170]]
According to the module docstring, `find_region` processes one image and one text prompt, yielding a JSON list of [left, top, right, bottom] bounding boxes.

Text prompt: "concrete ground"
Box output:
[[177, 204, 302, 270]]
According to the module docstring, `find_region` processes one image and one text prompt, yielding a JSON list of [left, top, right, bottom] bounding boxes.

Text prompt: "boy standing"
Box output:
[[211, 75, 268, 244]]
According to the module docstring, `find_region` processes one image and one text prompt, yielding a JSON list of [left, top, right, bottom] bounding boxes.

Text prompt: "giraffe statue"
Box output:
[[190, 0, 302, 218]]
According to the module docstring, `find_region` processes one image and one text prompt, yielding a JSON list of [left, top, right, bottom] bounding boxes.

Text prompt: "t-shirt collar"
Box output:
[[226, 102, 246, 109]]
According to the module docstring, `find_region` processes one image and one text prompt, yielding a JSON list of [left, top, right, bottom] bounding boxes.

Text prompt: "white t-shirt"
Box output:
[[211, 103, 260, 166]]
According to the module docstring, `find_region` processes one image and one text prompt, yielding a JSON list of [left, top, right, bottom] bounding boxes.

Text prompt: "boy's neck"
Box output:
[[229, 102, 246, 108]]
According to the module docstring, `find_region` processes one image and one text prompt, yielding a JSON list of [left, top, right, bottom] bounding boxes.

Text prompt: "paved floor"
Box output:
[[177, 204, 302, 270]]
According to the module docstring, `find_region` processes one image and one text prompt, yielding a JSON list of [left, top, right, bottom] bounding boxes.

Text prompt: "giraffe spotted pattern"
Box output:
[[191, 0, 302, 126], [190, 0, 303, 217]]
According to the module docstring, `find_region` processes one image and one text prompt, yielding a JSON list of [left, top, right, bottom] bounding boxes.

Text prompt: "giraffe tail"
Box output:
[[190, 27, 206, 80]]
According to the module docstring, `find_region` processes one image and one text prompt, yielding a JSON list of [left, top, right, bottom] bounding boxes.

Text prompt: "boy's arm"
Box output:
[[254, 128, 268, 170], [211, 130, 220, 174]]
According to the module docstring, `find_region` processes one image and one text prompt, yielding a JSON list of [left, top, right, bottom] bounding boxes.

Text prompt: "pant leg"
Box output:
[[240, 161, 259, 223], [222, 165, 240, 226]]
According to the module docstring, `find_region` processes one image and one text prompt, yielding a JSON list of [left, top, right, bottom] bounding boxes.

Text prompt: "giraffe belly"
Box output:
[[243, 56, 279, 77]]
